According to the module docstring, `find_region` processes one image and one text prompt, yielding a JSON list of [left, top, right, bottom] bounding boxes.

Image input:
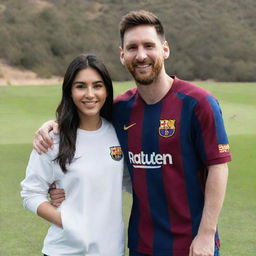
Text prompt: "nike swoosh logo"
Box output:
[[123, 123, 136, 130]]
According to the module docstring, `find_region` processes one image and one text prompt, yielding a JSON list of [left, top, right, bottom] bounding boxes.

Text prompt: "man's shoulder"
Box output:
[[173, 77, 212, 101], [114, 87, 137, 104]]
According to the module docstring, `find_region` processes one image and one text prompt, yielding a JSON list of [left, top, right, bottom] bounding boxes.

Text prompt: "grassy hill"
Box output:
[[0, 0, 256, 81]]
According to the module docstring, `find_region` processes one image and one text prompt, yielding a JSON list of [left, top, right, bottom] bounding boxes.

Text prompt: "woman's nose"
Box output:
[[85, 87, 94, 99]]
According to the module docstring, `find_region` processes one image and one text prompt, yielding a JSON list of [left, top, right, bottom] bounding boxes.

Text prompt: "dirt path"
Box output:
[[0, 60, 62, 86]]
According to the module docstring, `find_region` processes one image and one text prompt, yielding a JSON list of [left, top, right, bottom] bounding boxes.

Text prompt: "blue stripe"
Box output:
[[178, 92, 205, 237], [142, 103, 173, 253], [192, 111, 207, 163], [206, 96, 229, 144], [113, 97, 140, 250]]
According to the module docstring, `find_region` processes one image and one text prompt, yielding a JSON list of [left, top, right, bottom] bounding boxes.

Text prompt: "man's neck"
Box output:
[[136, 72, 174, 105]]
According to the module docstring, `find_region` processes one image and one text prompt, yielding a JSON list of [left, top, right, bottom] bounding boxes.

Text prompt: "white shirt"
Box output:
[[21, 119, 130, 256]]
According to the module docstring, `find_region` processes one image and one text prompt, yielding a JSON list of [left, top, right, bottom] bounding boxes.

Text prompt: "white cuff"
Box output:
[[23, 195, 49, 214]]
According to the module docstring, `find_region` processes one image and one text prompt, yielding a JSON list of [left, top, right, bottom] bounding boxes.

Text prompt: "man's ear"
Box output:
[[163, 40, 170, 59], [119, 46, 125, 66]]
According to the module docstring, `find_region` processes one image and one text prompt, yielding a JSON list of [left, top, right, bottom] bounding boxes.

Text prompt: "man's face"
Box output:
[[120, 25, 169, 85]]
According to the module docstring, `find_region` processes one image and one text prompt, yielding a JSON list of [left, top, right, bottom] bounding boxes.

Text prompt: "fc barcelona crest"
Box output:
[[159, 119, 176, 138], [110, 146, 123, 161]]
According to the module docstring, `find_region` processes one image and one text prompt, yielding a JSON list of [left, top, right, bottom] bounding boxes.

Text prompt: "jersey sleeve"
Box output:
[[193, 95, 231, 166], [20, 150, 55, 214]]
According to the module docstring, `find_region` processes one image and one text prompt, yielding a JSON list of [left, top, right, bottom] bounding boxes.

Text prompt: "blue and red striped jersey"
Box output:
[[113, 76, 231, 256]]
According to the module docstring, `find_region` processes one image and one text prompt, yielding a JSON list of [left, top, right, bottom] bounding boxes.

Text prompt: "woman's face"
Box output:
[[71, 67, 107, 122]]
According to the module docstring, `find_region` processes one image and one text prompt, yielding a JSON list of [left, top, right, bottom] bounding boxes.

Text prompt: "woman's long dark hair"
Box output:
[[55, 54, 113, 173]]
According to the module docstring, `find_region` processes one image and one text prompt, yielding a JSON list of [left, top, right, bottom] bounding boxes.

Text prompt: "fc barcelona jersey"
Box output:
[[113, 76, 231, 256]]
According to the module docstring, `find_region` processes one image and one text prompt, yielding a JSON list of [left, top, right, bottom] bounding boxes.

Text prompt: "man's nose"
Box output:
[[135, 47, 147, 62]]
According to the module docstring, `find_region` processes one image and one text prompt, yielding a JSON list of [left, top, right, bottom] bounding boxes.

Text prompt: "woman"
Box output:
[[21, 54, 127, 256]]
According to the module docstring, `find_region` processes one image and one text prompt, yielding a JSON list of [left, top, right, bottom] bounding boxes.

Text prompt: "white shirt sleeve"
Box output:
[[20, 149, 55, 214], [122, 163, 132, 193]]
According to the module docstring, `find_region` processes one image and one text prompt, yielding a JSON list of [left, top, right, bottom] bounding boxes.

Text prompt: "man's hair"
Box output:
[[119, 10, 165, 46]]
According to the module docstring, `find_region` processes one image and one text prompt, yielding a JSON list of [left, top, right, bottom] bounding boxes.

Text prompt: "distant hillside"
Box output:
[[0, 0, 255, 81]]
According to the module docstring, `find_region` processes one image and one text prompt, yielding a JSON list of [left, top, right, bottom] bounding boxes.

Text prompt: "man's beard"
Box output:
[[126, 57, 163, 85]]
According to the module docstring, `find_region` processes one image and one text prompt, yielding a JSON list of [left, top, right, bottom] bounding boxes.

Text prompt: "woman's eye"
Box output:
[[94, 84, 104, 89]]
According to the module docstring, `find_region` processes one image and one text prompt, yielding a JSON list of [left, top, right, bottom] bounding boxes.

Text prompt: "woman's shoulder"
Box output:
[[45, 131, 60, 160], [102, 118, 116, 133], [49, 131, 60, 143]]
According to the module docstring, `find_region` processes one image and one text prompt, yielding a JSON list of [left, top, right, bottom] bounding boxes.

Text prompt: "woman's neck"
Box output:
[[78, 116, 102, 131]]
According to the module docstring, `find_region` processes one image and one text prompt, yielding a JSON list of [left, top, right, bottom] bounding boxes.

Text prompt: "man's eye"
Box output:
[[127, 46, 136, 50]]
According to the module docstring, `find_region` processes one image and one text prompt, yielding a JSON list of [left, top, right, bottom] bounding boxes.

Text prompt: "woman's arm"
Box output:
[[21, 149, 61, 223], [37, 202, 62, 228]]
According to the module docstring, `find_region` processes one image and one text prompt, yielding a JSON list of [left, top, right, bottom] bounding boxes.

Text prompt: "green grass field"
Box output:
[[0, 81, 255, 255]]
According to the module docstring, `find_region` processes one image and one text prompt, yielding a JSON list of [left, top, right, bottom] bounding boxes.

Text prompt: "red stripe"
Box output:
[[159, 91, 193, 253], [128, 95, 153, 253], [114, 88, 137, 103], [194, 98, 219, 163]]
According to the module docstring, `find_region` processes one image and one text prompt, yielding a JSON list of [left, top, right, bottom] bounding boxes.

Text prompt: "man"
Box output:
[[34, 10, 230, 256]]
